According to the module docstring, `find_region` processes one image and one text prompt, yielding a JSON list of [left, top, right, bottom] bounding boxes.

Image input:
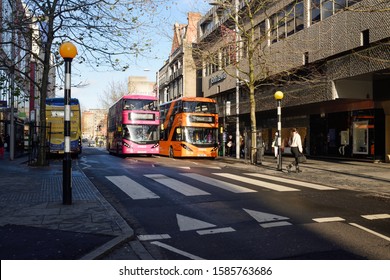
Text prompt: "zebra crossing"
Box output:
[[105, 172, 337, 200]]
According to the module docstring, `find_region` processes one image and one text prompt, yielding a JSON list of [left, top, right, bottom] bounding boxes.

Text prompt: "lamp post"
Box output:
[[234, 0, 240, 159], [274, 91, 284, 171], [210, 0, 240, 159], [59, 42, 77, 205]]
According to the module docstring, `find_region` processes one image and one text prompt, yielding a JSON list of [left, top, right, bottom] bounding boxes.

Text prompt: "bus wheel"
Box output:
[[169, 146, 174, 158]]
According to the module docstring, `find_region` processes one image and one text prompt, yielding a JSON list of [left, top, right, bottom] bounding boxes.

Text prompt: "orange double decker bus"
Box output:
[[159, 97, 219, 158]]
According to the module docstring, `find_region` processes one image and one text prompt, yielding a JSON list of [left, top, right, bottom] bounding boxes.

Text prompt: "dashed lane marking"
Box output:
[[197, 227, 236, 235], [151, 241, 205, 260], [138, 234, 171, 241], [312, 217, 346, 223], [349, 223, 390, 242], [361, 214, 390, 220]]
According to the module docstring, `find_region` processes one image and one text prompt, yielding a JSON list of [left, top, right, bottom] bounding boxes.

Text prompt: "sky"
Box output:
[[64, 0, 210, 111]]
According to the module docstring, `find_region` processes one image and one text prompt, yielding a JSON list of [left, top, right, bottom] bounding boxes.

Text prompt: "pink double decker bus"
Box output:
[[107, 95, 159, 156]]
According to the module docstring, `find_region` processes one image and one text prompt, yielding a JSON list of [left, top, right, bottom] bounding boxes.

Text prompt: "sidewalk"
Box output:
[[217, 155, 390, 196], [0, 155, 135, 260], [0, 153, 389, 260]]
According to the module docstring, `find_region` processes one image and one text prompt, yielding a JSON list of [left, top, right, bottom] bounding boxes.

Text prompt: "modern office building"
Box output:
[[197, 0, 390, 162]]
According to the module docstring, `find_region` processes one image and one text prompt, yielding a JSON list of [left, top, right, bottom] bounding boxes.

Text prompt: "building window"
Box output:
[[277, 10, 286, 40], [270, 0, 304, 44], [335, 0, 347, 12], [348, 0, 363, 7], [303, 52, 309, 65], [270, 14, 278, 43], [311, 0, 321, 24], [311, 0, 355, 25], [286, 3, 295, 37], [295, 1, 304, 31], [259, 20, 266, 40], [321, 0, 334, 20], [361, 29, 369, 46]]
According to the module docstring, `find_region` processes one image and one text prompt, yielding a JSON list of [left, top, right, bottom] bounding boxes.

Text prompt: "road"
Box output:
[[79, 146, 390, 260]]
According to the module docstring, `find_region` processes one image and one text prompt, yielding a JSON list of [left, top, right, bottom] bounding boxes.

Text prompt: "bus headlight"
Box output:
[[181, 144, 193, 152], [123, 142, 130, 148]]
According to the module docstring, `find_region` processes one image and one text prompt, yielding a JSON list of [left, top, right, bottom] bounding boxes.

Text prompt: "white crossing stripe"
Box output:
[[213, 173, 298, 192], [244, 173, 337, 190], [180, 173, 257, 193], [145, 174, 210, 196], [106, 175, 160, 200], [361, 214, 390, 220]]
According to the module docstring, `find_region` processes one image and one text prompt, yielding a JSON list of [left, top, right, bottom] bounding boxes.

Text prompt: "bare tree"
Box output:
[[0, 0, 166, 165], [196, 0, 389, 163], [196, 0, 313, 163], [98, 79, 128, 110]]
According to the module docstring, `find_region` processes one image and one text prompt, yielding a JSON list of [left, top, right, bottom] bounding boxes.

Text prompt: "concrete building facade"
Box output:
[[197, 0, 390, 162]]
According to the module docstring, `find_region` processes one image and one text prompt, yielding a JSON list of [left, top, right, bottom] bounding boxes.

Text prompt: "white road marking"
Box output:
[[137, 234, 171, 241], [214, 173, 298, 192], [244, 173, 337, 190], [361, 214, 390, 220], [260, 221, 292, 228], [151, 241, 205, 260], [197, 227, 236, 235], [106, 176, 160, 200], [243, 208, 290, 223], [181, 173, 256, 193], [313, 217, 346, 223], [145, 174, 210, 196], [176, 214, 216, 231], [349, 223, 390, 242]]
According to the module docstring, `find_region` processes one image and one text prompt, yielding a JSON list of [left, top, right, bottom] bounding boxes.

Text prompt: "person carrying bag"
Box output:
[[287, 128, 303, 173]]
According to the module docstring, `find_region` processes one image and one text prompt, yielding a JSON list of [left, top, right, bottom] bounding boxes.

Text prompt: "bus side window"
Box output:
[[173, 127, 182, 141]]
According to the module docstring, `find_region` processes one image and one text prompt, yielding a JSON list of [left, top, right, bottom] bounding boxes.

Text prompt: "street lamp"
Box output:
[[274, 91, 284, 171], [59, 41, 77, 205]]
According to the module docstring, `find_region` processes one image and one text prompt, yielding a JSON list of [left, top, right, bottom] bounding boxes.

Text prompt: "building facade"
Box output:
[[197, 0, 390, 162], [0, 0, 32, 156], [81, 109, 107, 143], [128, 76, 155, 95], [158, 12, 202, 104]]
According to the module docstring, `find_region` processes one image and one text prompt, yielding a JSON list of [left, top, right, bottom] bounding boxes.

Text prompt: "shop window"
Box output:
[[352, 121, 368, 154]]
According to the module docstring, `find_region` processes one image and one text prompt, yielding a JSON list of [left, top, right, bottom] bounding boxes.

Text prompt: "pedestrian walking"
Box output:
[[0, 135, 4, 159], [286, 128, 303, 173], [272, 132, 278, 159], [226, 134, 233, 156]]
